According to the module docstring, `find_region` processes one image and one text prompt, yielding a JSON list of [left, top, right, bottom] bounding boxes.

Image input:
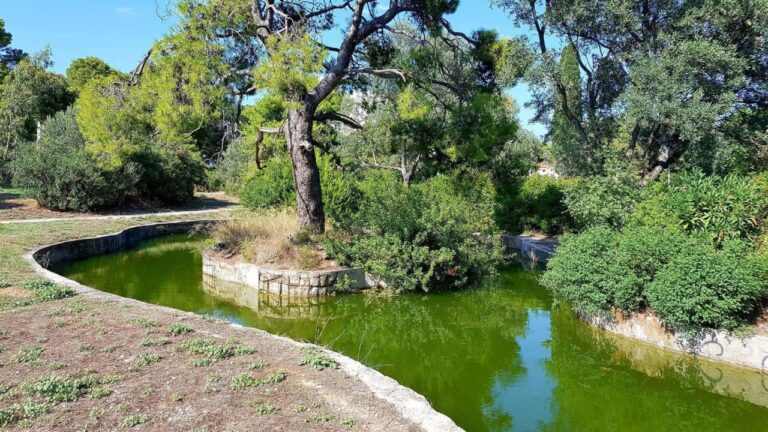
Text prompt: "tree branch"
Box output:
[[313, 111, 363, 129]]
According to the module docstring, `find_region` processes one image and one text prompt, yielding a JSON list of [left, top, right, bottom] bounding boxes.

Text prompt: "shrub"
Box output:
[[646, 241, 765, 331], [326, 171, 502, 292], [563, 169, 641, 229], [239, 156, 295, 210], [495, 174, 575, 234], [131, 146, 204, 204], [11, 108, 137, 211], [213, 136, 254, 194], [239, 153, 357, 221], [661, 170, 768, 245], [539, 227, 622, 315]]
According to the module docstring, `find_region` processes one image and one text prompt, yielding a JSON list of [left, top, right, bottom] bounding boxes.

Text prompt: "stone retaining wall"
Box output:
[[202, 251, 372, 296], [501, 234, 558, 263], [32, 220, 213, 268], [586, 310, 768, 374]]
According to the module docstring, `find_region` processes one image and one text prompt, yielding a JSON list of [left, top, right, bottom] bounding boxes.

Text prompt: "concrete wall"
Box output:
[[33, 220, 214, 269], [586, 310, 768, 374], [202, 252, 372, 296], [501, 234, 558, 263]]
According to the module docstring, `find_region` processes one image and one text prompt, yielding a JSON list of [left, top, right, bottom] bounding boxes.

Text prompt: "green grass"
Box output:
[[135, 353, 162, 367], [22, 374, 95, 404], [139, 337, 170, 347]]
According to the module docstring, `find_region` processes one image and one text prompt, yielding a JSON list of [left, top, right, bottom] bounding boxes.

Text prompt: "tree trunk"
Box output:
[[286, 104, 325, 234]]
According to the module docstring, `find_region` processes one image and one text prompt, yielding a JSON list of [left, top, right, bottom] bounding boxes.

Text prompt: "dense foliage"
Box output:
[[326, 171, 502, 292], [542, 172, 768, 331], [11, 108, 135, 210]]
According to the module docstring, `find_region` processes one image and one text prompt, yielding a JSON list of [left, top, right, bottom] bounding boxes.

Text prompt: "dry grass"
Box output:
[[212, 210, 328, 270]]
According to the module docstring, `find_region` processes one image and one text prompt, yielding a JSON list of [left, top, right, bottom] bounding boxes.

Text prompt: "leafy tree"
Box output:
[[334, 28, 526, 185], [550, 44, 591, 176], [65, 57, 120, 94], [11, 108, 137, 210], [0, 49, 73, 181], [165, 0, 514, 233], [494, 0, 768, 179], [0, 18, 27, 82]]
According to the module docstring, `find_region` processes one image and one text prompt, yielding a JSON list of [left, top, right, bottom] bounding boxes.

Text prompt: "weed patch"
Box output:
[[121, 414, 149, 427], [298, 347, 338, 371], [13, 345, 44, 363]]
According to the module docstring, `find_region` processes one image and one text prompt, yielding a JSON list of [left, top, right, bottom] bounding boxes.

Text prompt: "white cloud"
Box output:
[[115, 7, 138, 16]]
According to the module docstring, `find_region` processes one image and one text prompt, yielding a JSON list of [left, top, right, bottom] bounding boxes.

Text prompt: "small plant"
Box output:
[[202, 385, 219, 394], [22, 374, 94, 404], [66, 301, 86, 313], [100, 344, 119, 353], [21, 279, 75, 302], [299, 347, 338, 371], [294, 404, 308, 413], [340, 418, 357, 429], [135, 353, 162, 367], [78, 344, 94, 353], [169, 323, 194, 336], [139, 338, 170, 347], [171, 393, 183, 402], [129, 318, 159, 328], [248, 360, 266, 370], [89, 386, 112, 399], [142, 387, 153, 396], [266, 370, 288, 384], [13, 345, 44, 363], [191, 358, 215, 367], [49, 361, 66, 370], [99, 374, 123, 384], [307, 414, 335, 423], [230, 373, 260, 390], [182, 338, 252, 360], [258, 404, 276, 415], [121, 414, 149, 428], [21, 401, 48, 419]]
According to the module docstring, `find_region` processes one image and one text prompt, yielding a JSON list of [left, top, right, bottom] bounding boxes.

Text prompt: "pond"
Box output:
[[54, 234, 768, 432]]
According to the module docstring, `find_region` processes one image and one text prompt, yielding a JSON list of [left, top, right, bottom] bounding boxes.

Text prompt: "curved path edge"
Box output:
[[22, 220, 463, 432]]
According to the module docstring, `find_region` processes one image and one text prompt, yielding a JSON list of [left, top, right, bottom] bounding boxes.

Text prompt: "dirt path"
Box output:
[[0, 191, 238, 223], [0, 207, 233, 225]]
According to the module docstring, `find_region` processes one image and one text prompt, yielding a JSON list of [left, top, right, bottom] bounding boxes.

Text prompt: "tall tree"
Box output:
[[167, 0, 491, 233], [550, 43, 589, 176], [493, 0, 768, 180], [0, 18, 27, 83], [65, 57, 120, 94]]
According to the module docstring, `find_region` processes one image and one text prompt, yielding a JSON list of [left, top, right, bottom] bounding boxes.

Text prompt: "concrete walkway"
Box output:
[[0, 207, 235, 224]]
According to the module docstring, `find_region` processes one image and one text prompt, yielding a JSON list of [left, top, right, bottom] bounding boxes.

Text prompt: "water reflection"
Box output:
[[55, 234, 768, 432]]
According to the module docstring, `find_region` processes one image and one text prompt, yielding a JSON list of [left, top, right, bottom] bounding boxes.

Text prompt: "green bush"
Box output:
[[646, 241, 765, 331], [131, 146, 204, 204], [214, 137, 254, 194], [239, 153, 357, 221], [539, 227, 622, 315], [239, 156, 296, 210], [661, 170, 768, 245], [563, 169, 641, 229], [11, 108, 137, 211], [327, 170, 501, 292], [495, 174, 574, 234]]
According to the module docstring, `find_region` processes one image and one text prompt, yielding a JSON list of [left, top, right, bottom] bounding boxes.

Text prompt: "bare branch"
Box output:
[[345, 67, 407, 80]]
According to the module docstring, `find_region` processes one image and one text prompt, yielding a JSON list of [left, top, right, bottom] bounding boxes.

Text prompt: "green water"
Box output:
[[55, 235, 768, 432]]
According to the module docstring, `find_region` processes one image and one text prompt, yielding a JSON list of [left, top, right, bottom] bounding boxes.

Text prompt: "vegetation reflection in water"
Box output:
[[54, 235, 768, 432]]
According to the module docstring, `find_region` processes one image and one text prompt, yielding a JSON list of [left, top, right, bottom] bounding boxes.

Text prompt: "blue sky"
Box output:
[[0, 0, 548, 136]]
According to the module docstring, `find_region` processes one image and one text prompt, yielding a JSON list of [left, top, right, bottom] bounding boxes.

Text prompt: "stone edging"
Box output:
[[22, 220, 462, 432], [584, 311, 768, 374], [202, 252, 373, 296], [501, 234, 558, 263], [502, 233, 768, 374]]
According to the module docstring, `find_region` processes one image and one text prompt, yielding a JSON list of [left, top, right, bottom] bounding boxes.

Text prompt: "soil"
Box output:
[[0, 192, 238, 221], [0, 296, 420, 431]]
